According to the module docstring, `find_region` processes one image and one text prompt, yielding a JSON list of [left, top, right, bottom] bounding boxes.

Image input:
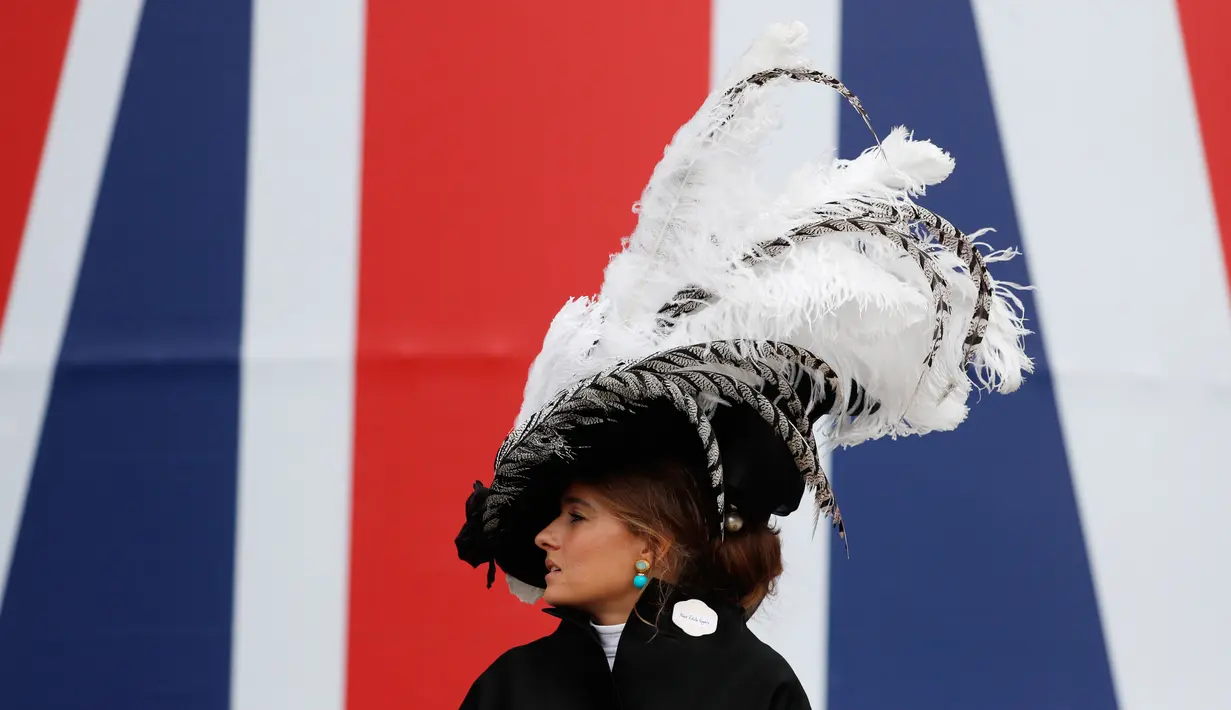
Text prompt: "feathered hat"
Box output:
[[454, 22, 1032, 602]]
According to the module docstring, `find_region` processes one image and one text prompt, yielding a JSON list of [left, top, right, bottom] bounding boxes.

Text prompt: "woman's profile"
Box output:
[[453, 20, 1031, 710], [461, 414, 812, 708]]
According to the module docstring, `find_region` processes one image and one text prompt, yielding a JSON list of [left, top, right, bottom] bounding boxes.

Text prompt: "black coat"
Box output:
[[460, 580, 811, 710]]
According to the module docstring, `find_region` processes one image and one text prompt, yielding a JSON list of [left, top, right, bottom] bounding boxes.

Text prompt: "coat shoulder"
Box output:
[[470, 631, 560, 683], [459, 631, 566, 709], [740, 630, 812, 709], [741, 628, 801, 677]]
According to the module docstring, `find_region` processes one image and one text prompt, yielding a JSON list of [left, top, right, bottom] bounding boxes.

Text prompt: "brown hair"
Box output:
[[586, 456, 784, 615]]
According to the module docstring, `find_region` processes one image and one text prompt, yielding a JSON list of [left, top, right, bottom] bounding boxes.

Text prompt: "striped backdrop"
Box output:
[[1, 1, 1229, 708]]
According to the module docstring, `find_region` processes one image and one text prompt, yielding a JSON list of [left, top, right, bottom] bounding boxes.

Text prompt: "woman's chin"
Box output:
[[542, 583, 587, 609], [541, 584, 565, 607]]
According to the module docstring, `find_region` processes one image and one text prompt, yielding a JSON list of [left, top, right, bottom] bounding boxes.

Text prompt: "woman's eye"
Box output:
[[568, 512, 585, 523]]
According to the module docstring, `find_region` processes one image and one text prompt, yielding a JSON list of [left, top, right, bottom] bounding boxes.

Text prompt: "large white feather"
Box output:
[[515, 21, 1032, 453]]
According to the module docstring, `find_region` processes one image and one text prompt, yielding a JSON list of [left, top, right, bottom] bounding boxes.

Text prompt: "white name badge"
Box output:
[[672, 599, 718, 637]]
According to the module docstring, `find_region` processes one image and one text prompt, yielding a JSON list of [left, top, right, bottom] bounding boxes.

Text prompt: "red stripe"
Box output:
[[349, 2, 711, 706], [0, 2, 78, 329], [1177, 0, 1231, 294]]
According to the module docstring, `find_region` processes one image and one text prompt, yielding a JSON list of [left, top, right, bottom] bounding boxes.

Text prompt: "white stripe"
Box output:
[[972, 2, 1231, 708], [711, 3, 842, 707], [229, 1, 363, 708], [0, 0, 144, 609]]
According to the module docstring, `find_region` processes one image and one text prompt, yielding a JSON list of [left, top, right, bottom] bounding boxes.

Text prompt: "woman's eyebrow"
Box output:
[[561, 496, 594, 509]]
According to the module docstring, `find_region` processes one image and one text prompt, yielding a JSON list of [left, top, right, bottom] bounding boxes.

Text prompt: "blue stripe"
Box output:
[[827, 2, 1119, 708], [0, 1, 250, 707]]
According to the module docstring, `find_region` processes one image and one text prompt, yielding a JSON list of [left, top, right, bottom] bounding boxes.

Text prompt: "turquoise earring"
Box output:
[[633, 560, 649, 589]]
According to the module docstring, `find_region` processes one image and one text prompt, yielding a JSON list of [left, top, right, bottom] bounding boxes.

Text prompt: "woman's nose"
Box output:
[[534, 519, 560, 551]]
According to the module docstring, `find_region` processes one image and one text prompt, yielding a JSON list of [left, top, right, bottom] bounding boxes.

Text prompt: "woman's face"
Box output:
[[533, 482, 653, 624]]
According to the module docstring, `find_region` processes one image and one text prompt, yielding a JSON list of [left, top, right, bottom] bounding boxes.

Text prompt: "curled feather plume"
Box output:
[[519, 21, 1031, 448], [479, 21, 1033, 603]]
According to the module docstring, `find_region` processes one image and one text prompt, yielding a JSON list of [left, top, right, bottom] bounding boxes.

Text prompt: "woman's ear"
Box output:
[[647, 539, 672, 577], [636, 539, 654, 565]]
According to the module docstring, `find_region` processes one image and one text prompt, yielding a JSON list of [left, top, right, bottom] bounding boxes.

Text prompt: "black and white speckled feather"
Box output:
[[475, 22, 1032, 603]]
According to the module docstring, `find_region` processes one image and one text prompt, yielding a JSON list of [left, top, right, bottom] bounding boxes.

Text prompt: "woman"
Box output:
[[454, 21, 1031, 710], [461, 424, 809, 709]]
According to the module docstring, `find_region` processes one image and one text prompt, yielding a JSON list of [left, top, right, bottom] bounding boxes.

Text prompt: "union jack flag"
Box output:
[[1, 1, 1229, 708]]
